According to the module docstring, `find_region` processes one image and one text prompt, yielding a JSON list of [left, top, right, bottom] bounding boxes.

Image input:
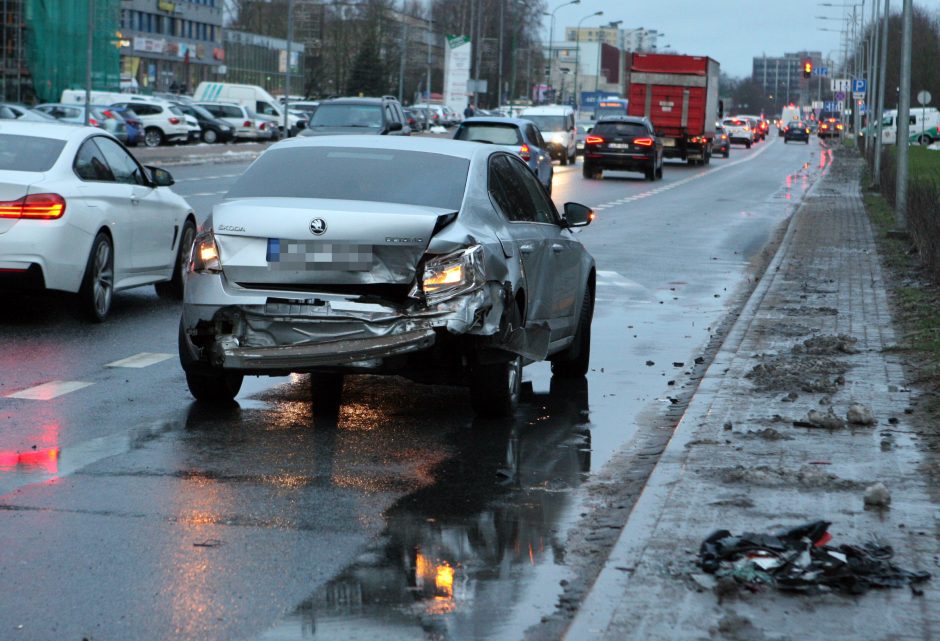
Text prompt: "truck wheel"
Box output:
[[560, 152, 569, 166]]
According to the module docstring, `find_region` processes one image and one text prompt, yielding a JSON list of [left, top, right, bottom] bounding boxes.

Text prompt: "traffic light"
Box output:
[[803, 59, 813, 79]]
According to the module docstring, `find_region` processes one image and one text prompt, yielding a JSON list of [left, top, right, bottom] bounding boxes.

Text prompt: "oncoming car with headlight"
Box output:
[[179, 136, 596, 416]]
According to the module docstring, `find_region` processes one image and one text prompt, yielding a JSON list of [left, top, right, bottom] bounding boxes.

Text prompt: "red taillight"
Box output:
[[519, 144, 531, 161], [633, 137, 654, 147], [89, 117, 99, 127], [585, 135, 604, 144], [243, 120, 252, 127], [259, 123, 266, 130], [0, 193, 66, 220], [102, 110, 115, 119]]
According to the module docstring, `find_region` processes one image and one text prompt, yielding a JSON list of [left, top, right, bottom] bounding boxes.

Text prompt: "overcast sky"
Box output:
[[545, 0, 940, 78]]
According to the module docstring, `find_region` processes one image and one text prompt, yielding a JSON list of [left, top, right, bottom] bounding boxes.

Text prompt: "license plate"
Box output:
[[608, 142, 630, 149], [267, 239, 373, 271], [662, 138, 676, 147]]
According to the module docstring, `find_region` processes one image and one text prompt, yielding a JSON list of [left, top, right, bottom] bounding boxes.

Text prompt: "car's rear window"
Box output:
[[723, 119, 747, 126], [593, 122, 648, 137], [454, 123, 523, 145], [226, 147, 470, 210], [0, 134, 65, 171], [309, 104, 382, 128]]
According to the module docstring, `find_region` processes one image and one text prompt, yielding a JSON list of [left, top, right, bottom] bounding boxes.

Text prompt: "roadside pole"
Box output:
[[873, 0, 889, 188], [895, 0, 913, 228], [85, 0, 93, 126], [283, 0, 293, 136]]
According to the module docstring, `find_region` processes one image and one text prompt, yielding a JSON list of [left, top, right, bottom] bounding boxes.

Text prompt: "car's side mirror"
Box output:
[[563, 202, 594, 227], [149, 166, 174, 187], [388, 121, 403, 132]]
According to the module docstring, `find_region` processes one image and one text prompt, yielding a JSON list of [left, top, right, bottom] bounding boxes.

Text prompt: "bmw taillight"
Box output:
[[259, 123, 266, 130], [633, 137, 654, 147], [89, 117, 99, 127], [168, 117, 180, 125], [519, 144, 531, 161], [0, 193, 66, 220], [102, 110, 116, 119], [585, 135, 604, 144]]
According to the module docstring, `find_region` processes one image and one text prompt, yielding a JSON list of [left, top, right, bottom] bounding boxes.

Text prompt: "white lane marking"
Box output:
[[175, 174, 241, 183], [590, 137, 778, 211], [6, 381, 93, 400], [105, 352, 174, 369], [187, 191, 228, 197]]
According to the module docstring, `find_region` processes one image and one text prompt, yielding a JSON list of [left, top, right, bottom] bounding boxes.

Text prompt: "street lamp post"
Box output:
[[283, 0, 293, 135], [573, 10, 603, 111], [543, 0, 580, 104]]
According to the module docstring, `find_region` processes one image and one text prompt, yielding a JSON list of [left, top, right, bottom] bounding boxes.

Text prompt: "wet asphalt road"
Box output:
[[0, 135, 829, 641]]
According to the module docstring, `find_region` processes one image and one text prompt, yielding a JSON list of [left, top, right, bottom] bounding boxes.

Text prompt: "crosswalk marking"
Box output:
[[7, 381, 93, 400], [105, 352, 174, 369]]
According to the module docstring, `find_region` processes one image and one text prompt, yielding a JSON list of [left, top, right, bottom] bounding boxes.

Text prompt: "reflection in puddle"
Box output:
[[257, 378, 592, 641]]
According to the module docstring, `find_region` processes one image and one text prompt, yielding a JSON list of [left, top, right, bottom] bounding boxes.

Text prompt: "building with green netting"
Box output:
[[0, 0, 122, 104]]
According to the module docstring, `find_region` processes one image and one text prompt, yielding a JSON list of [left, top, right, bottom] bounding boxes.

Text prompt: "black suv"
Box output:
[[299, 96, 409, 137], [582, 116, 663, 181]]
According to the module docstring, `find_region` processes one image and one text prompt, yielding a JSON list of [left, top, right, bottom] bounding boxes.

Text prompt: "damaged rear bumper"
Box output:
[[181, 274, 516, 372]]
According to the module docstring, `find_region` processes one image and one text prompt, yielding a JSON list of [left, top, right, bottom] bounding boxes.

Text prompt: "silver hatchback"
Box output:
[[179, 136, 596, 417]]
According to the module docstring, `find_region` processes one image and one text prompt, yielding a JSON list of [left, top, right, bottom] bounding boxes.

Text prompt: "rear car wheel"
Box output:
[[656, 161, 663, 179], [155, 219, 196, 300], [78, 232, 114, 322], [470, 304, 523, 417], [203, 128, 218, 144], [645, 164, 655, 180], [178, 320, 243, 402], [560, 151, 569, 166], [745, 140, 752, 149], [551, 287, 593, 378], [143, 127, 164, 148], [582, 162, 596, 179], [724, 148, 730, 158], [310, 373, 344, 416]]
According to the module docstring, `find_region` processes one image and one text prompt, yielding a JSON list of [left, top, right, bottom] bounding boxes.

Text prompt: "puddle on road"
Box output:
[[255, 379, 593, 641]]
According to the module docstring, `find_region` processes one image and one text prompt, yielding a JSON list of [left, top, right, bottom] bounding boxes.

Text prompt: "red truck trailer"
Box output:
[[626, 53, 720, 165]]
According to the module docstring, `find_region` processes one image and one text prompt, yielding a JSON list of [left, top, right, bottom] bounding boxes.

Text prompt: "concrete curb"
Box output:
[[562, 153, 833, 641]]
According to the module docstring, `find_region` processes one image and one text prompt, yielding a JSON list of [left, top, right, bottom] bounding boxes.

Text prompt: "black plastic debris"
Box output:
[[697, 521, 931, 595]]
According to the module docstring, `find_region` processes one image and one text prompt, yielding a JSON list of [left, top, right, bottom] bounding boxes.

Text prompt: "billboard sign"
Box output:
[[443, 35, 472, 116]]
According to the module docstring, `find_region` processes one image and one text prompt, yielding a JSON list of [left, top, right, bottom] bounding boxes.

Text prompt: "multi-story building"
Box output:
[[118, 0, 224, 93], [565, 26, 660, 53], [223, 31, 305, 96], [752, 51, 823, 106]]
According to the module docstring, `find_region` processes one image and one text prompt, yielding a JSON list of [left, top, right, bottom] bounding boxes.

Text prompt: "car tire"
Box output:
[[155, 218, 196, 300], [560, 152, 569, 166], [656, 161, 663, 179], [645, 164, 656, 180], [470, 304, 523, 418], [143, 127, 164, 148], [568, 148, 576, 164], [745, 140, 752, 149], [203, 129, 218, 144], [582, 162, 595, 179], [550, 286, 593, 378], [805, 139, 810, 145], [78, 232, 114, 322], [310, 373, 344, 417], [178, 319, 243, 402], [724, 149, 730, 158], [784, 139, 788, 144]]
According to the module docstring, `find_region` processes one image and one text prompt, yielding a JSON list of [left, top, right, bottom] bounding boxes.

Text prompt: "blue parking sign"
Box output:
[[853, 79, 867, 94]]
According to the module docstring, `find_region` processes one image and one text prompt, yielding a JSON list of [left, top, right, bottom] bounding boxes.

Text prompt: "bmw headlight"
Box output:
[[418, 245, 485, 304]]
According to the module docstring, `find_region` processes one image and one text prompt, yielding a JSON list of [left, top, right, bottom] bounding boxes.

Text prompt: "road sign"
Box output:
[[917, 90, 932, 106], [853, 92, 865, 100], [835, 91, 845, 101], [852, 79, 867, 95], [831, 78, 851, 92], [812, 66, 829, 78]]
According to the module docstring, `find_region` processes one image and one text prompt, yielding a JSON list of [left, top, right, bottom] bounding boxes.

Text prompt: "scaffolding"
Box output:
[[0, 0, 121, 104]]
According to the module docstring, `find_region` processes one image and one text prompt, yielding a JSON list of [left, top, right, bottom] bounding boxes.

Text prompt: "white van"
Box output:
[[519, 105, 577, 165], [778, 105, 802, 135], [194, 82, 303, 136], [880, 107, 940, 145]]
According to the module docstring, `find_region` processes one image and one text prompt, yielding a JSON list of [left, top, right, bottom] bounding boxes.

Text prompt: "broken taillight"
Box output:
[[0, 193, 66, 220]]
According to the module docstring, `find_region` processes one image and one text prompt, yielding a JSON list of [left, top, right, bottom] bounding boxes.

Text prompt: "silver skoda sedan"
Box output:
[[179, 136, 596, 417]]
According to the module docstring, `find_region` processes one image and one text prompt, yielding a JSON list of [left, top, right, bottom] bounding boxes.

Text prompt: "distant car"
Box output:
[[35, 103, 128, 144], [0, 102, 59, 123], [581, 115, 664, 181], [712, 125, 730, 158], [413, 103, 447, 128], [172, 102, 235, 144], [289, 100, 320, 121], [195, 101, 263, 141], [721, 117, 755, 148], [0, 122, 196, 321], [453, 116, 554, 194], [179, 136, 596, 417], [575, 121, 594, 155], [818, 117, 844, 139], [108, 98, 190, 147], [403, 108, 424, 132], [300, 96, 409, 137], [252, 110, 281, 141], [108, 105, 143, 146], [519, 105, 577, 165], [784, 120, 811, 144]]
